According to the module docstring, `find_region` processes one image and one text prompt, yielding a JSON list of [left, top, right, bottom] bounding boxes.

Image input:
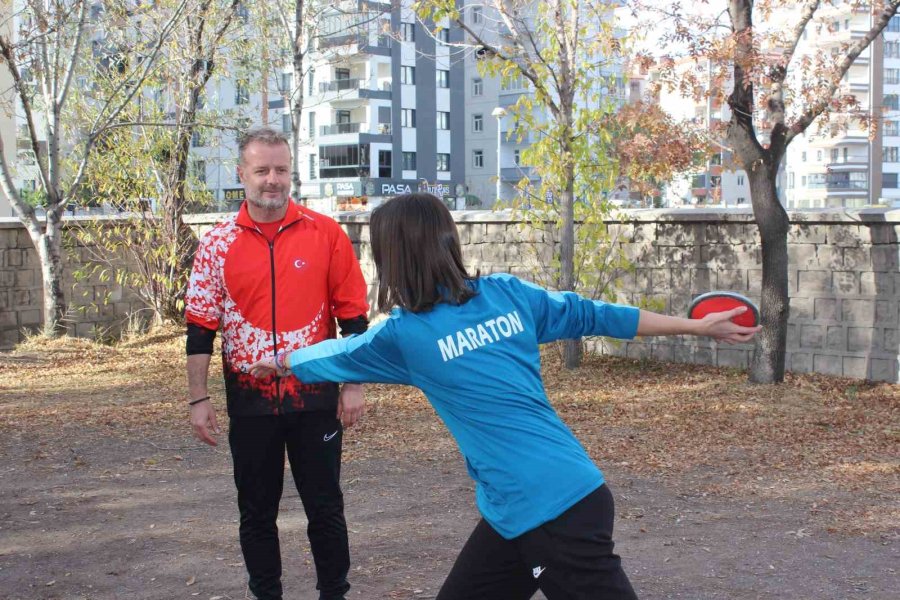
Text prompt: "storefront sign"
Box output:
[[322, 181, 362, 196], [223, 188, 244, 202]]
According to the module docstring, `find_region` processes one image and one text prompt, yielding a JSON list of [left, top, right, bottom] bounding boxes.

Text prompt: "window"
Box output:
[[737, 197, 746, 204], [401, 66, 415, 85], [319, 144, 362, 177], [471, 6, 483, 24], [885, 146, 900, 162], [885, 94, 900, 111], [437, 69, 449, 88], [472, 78, 483, 96], [437, 111, 450, 130], [309, 154, 316, 179], [309, 112, 316, 137], [788, 173, 795, 189], [887, 121, 899, 136], [401, 22, 415, 42], [513, 149, 521, 165], [308, 69, 315, 96], [280, 72, 291, 93], [801, 175, 807, 187], [401, 108, 416, 127], [844, 19, 849, 30], [379, 150, 392, 178], [282, 113, 292, 133], [235, 80, 249, 105], [830, 148, 839, 163], [402, 151, 417, 171], [887, 41, 900, 58], [500, 74, 527, 91], [192, 160, 206, 184], [736, 175, 745, 186], [816, 150, 823, 162], [801, 151, 807, 162], [889, 16, 900, 33], [437, 28, 450, 44], [437, 153, 450, 171], [472, 113, 483, 132], [336, 109, 351, 124], [191, 130, 205, 147], [473, 149, 484, 168], [884, 172, 898, 188], [843, 147, 848, 162]]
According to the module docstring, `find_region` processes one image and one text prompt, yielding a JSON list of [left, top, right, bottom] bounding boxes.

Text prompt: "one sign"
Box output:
[[223, 188, 244, 202]]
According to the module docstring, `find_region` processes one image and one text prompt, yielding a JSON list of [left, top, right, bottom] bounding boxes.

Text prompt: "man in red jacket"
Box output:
[[185, 128, 369, 600]]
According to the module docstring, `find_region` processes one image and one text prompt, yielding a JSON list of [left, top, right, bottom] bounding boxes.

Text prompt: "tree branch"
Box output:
[[786, 0, 900, 145]]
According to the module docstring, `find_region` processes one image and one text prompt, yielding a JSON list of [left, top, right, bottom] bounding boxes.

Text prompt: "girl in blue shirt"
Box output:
[[250, 193, 759, 600]]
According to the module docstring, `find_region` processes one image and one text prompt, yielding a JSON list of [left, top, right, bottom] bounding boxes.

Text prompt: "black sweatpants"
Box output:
[[229, 411, 350, 600], [436, 484, 637, 600]]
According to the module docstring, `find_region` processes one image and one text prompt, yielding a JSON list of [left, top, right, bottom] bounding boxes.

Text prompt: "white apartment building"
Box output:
[[462, 2, 630, 206], [785, 9, 900, 209]]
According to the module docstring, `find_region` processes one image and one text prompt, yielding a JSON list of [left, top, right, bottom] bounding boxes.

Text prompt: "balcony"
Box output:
[[320, 78, 362, 93], [501, 166, 539, 181], [825, 160, 868, 171], [319, 122, 392, 137], [321, 123, 362, 136], [318, 78, 392, 102]]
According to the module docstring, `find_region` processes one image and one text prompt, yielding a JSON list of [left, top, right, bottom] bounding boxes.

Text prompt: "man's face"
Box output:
[[238, 141, 292, 210]]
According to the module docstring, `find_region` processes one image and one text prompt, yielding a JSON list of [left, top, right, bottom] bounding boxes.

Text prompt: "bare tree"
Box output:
[[0, 0, 185, 336], [634, 0, 900, 383]]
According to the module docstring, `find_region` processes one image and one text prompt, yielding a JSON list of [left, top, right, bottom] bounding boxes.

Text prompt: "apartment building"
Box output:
[[786, 6, 884, 209], [785, 9, 900, 209], [295, 2, 467, 212]]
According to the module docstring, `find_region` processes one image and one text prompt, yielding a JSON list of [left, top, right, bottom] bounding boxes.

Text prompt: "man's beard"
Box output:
[[247, 188, 289, 210]]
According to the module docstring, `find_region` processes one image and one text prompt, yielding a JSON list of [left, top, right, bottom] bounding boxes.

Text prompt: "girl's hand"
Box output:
[[249, 355, 291, 378], [699, 307, 762, 344]]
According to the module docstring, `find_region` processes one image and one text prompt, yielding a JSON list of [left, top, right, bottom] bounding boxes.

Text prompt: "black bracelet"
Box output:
[[188, 396, 210, 406]]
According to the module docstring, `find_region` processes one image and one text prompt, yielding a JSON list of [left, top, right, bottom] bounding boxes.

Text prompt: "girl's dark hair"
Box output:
[[370, 193, 477, 313]]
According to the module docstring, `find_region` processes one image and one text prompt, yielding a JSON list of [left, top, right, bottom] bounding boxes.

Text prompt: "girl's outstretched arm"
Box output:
[[637, 307, 761, 345]]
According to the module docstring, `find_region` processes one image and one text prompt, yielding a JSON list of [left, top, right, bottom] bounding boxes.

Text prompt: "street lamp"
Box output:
[[491, 106, 507, 202]]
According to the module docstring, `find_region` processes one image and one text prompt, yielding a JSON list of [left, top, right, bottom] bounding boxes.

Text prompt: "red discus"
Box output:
[[688, 291, 760, 327]]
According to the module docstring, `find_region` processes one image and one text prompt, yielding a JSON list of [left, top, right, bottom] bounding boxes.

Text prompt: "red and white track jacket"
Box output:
[[185, 201, 369, 416]]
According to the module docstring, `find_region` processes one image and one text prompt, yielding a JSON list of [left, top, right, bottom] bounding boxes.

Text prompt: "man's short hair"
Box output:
[[238, 127, 290, 163]]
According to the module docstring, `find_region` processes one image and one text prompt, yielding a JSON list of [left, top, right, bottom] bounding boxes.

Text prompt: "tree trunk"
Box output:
[[748, 160, 790, 383], [34, 208, 67, 337], [560, 135, 581, 368]]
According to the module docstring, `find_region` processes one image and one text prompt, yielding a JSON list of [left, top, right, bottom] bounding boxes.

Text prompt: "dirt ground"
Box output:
[[0, 331, 897, 599]]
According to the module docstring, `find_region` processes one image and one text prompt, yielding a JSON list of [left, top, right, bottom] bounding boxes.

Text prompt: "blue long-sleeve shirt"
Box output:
[[287, 273, 640, 539]]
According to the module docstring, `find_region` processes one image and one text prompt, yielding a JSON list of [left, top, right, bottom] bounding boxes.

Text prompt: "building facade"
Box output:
[[784, 10, 900, 209]]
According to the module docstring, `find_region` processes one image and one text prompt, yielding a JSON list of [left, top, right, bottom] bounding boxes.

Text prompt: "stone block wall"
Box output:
[[2, 208, 898, 382], [0, 219, 148, 346]]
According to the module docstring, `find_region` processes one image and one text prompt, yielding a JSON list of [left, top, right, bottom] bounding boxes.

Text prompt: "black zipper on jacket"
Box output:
[[267, 239, 280, 402], [255, 218, 303, 407]]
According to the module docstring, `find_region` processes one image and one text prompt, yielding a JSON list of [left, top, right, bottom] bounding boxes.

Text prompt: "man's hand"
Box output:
[[190, 400, 220, 446], [338, 384, 365, 428]]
